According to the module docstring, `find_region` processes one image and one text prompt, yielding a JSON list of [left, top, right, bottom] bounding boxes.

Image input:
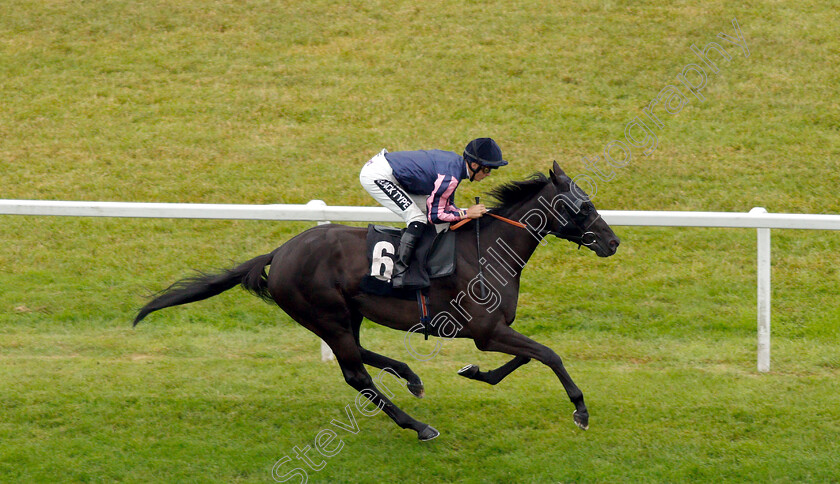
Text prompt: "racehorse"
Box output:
[[133, 162, 620, 440]]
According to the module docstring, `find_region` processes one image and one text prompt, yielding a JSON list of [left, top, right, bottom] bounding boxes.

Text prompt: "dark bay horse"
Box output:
[[133, 162, 619, 440]]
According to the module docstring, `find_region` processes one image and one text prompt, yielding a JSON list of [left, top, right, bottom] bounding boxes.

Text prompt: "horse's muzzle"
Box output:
[[595, 236, 620, 257]]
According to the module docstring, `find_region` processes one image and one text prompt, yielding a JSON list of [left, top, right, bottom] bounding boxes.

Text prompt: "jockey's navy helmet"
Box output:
[[464, 138, 508, 168]]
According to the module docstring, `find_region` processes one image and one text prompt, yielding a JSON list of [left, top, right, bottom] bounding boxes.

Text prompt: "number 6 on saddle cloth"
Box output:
[[361, 223, 456, 297]]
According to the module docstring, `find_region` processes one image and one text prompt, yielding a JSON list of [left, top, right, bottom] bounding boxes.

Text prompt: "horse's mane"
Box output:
[[487, 172, 550, 217]]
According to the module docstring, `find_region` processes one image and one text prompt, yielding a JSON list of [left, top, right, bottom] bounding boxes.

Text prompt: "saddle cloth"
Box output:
[[361, 224, 456, 297]]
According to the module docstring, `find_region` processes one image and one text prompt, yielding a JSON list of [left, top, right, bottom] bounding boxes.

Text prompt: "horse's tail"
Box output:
[[133, 250, 277, 326]]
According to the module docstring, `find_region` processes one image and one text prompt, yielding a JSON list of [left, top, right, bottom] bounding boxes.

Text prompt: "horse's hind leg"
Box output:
[[457, 356, 531, 385], [350, 313, 425, 398], [328, 331, 439, 441], [272, 261, 435, 439], [359, 348, 425, 398]]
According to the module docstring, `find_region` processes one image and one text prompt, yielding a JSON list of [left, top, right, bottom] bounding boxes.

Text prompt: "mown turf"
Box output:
[[2, 324, 840, 482], [1, 0, 839, 482]]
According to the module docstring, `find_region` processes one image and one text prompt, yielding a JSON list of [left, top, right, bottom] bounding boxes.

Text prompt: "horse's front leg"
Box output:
[[457, 355, 531, 385], [475, 325, 589, 430]]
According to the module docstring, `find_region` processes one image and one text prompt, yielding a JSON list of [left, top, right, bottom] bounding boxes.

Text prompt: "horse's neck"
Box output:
[[479, 191, 549, 278]]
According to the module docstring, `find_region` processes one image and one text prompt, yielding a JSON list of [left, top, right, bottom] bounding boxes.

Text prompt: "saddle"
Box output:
[[361, 224, 456, 298]]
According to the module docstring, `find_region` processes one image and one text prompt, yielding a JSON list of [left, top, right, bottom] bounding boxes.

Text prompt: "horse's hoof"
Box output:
[[458, 364, 479, 379], [407, 382, 425, 399], [418, 425, 440, 441], [574, 410, 589, 430]]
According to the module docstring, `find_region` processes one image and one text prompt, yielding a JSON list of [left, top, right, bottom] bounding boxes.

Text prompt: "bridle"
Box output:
[[539, 212, 601, 249], [536, 190, 601, 249], [451, 205, 600, 249]]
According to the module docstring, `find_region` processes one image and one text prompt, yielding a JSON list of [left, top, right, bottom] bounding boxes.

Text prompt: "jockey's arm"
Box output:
[[427, 175, 465, 224]]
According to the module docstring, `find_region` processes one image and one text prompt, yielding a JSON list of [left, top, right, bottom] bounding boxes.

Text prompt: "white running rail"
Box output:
[[3, 199, 840, 371]]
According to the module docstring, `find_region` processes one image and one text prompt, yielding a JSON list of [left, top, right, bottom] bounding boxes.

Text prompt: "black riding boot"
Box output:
[[391, 222, 425, 288]]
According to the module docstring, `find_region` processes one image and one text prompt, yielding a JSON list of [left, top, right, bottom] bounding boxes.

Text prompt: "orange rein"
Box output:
[[450, 212, 527, 231]]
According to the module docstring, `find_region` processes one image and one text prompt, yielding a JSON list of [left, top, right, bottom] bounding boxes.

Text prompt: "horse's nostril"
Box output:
[[609, 239, 619, 248]]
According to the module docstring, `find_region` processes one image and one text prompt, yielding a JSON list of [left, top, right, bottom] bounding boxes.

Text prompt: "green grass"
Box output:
[[1, 0, 839, 482], [3, 324, 840, 482]]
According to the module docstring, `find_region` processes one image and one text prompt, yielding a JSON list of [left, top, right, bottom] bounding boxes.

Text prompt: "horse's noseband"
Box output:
[[539, 197, 601, 249]]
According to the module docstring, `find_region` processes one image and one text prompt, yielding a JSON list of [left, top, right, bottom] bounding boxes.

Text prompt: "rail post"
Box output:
[[307, 200, 336, 362], [751, 207, 771, 372]]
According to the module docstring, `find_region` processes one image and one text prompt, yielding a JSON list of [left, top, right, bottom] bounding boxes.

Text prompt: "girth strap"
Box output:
[[416, 290, 431, 340]]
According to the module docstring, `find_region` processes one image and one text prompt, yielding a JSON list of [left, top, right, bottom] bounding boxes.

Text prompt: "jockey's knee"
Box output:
[[407, 221, 426, 235]]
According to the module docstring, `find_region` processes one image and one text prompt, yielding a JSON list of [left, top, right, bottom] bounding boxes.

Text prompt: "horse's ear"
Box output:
[[552, 161, 567, 179], [549, 161, 570, 189]]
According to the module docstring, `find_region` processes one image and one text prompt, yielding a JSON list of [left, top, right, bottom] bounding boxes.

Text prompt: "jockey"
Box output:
[[359, 137, 508, 288]]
